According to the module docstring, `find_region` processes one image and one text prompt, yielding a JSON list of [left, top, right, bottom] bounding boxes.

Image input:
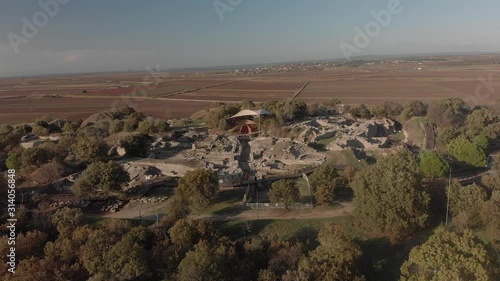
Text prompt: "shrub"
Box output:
[[400, 100, 427, 121], [419, 151, 449, 178], [120, 134, 152, 157], [72, 161, 130, 196], [6, 151, 22, 170], [112, 105, 135, 119], [108, 120, 125, 134], [72, 136, 109, 163], [21, 147, 53, 169], [349, 104, 372, 119], [32, 125, 50, 136], [62, 121, 80, 133], [205, 106, 239, 131]]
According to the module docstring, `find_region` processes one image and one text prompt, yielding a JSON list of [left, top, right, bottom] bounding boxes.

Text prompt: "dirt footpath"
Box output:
[[190, 202, 353, 221], [106, 200, 354, 222]]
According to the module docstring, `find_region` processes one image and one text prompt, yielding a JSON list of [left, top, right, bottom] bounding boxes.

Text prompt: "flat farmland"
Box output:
[[1, 59, 499, 125], [210, 80, 303, 90], [0, 72, 169, 98], [0, 96, 209, 124], [174, 80, 304, 102], [298, 67, 500, 105], [299, 79, 462, 104], [179, 90, 297, 102], [69, 79, 235, 97]]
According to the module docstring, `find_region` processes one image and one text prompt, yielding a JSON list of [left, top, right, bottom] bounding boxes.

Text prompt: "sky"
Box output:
[[1, 0, 500, 77]]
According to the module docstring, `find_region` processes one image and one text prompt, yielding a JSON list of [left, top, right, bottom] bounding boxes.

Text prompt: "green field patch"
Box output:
[[219, 216, 351, 244], [191, 188, 245, 216]]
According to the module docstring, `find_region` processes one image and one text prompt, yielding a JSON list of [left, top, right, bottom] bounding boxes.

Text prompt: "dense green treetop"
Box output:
[[419, 151, 449, 178], [352, 150, 430, 242], [268, 179, 300, 209], [401, 228, 500, 281], [177, 169, 219, 207], [309, 164, 346, 205], [447, 138, 487, 167], [72, 161, 130, 196]]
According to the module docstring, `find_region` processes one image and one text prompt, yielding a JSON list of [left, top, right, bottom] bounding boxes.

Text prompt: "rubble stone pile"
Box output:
[[292, 116, 400, 151]]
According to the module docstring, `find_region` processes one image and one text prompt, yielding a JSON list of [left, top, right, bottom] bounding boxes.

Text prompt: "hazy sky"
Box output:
[[1, 0, 500, 77]]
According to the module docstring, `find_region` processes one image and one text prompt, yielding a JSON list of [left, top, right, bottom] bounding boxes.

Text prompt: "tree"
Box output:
[[5, 151, 22, 170], [0, 175, 7, 198], [177, 169, 219, 207], [108, 120, 125, 134], [72, 136, 109, 163], [112, 105, 136, 119], [352, 150, 430, 242], [448, 182, 487, 229], [481, 191, 500, 241], [419, 151, 449, 178], [155, 120, 170, 133], [473, 134, 489, 149], [20, 146, 53, 169], [32, 125, 50, 136], [15, 231, 48, 260], [239, 100, 256, 110], [481, 166, 500, 194], [72, 161, 130, 196], [344, 165, 357, 183], [435, 126, 462, 151], [464, 107, 495, 138], [325, 98, 342, 107], [0, 126, 24, 151], [62, 121, 80, 133], [51, 207, 84, 236], [349, 104, 372, 119], [268, 179, 300, 209], [258, 270, 277, 281], [162, 195, 190, 225], [401, 100, 427, 121], [41, 226, 92, 280], [120, 133, 153, 157], [265, 240, 303, 279], [123, 111, 146, 132], [447, 138, 487, 167], [370, 105, 387, 118], [427, 97, 470, 127], [99, 236, 152, 280], [169, 219, 201, 249], [382, 101, 404, 117], [81, 220, 133, 276], [138, 119, 156, 134], [298, 223, 364, 281], [177, 239, 238, 281], [401, 228, 500, 281], [309, 164, 346, 205], [482, 122, 500, 143], [261, 100, 307, 123], [205, 105, 240, 131]]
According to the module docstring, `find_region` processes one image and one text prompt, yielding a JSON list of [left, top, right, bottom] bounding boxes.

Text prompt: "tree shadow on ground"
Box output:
[[217, 219, 275, 240], [291, 226, 320, 250], [358, 225, 439, 281], [212, 205, 243, 217]]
